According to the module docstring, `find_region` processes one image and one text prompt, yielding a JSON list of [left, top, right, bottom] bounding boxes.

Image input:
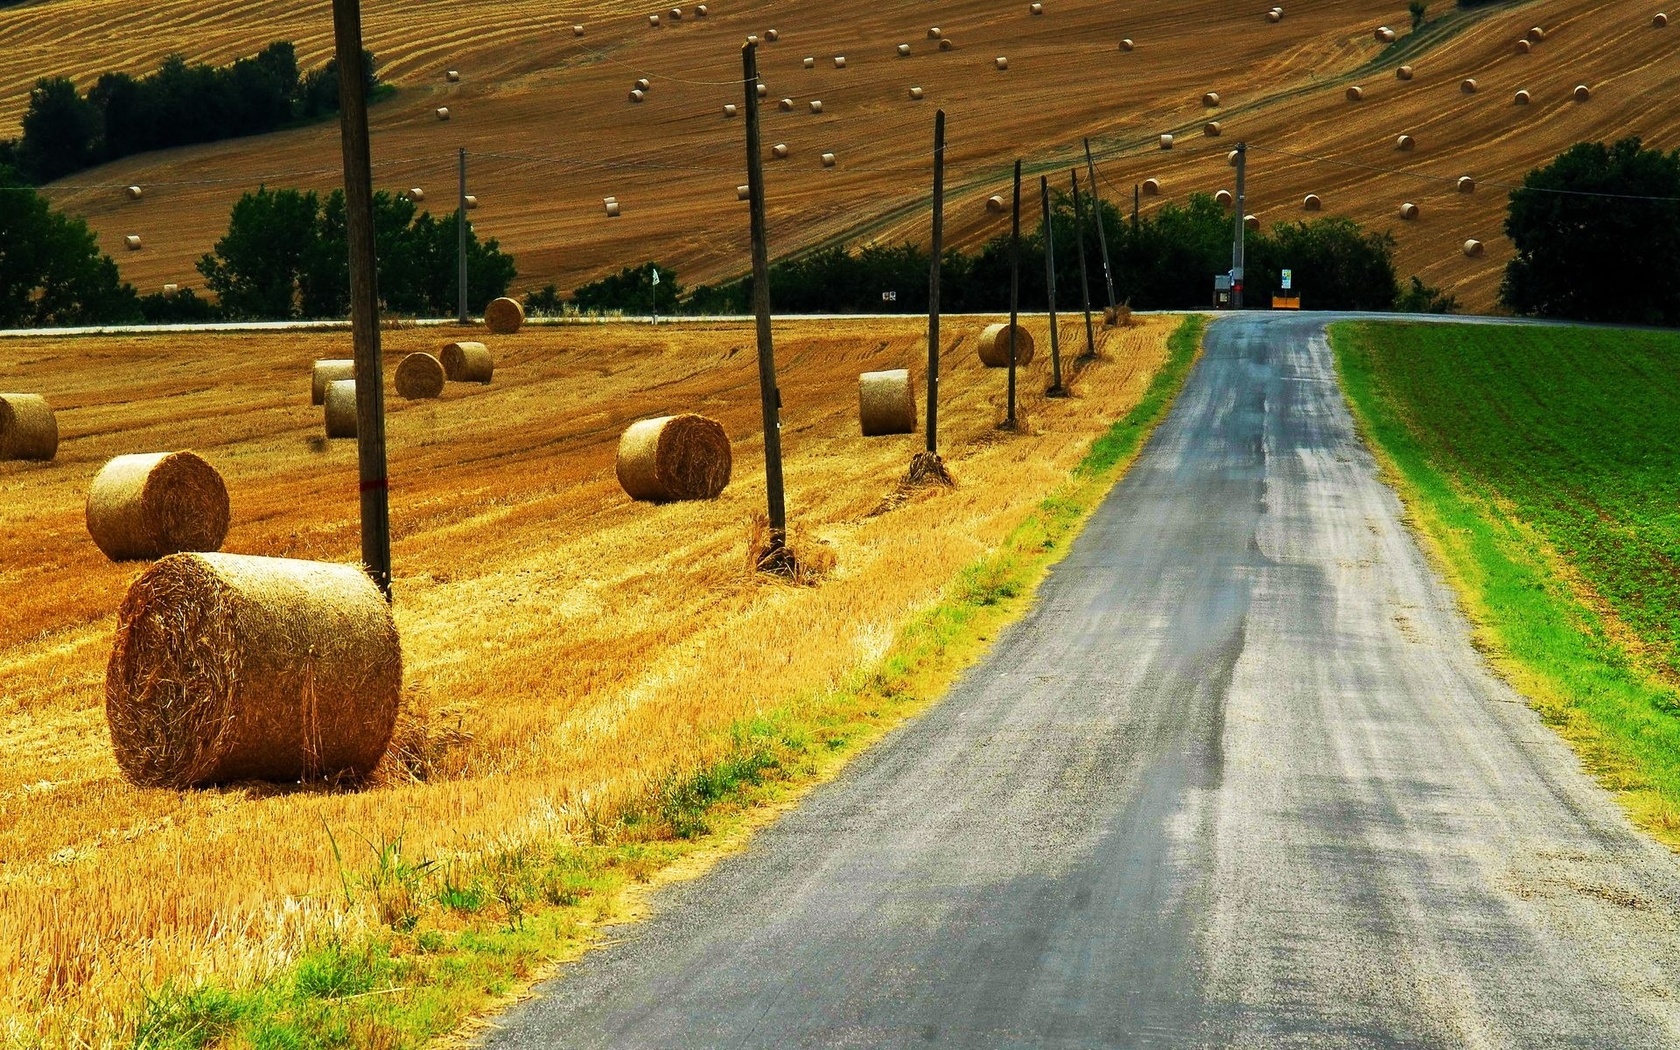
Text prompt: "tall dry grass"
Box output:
[[0, 316, 1173, 1046]]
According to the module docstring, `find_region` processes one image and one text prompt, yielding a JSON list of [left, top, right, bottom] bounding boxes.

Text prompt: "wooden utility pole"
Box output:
[[1041, 175, 1064, 396], [1069, 169, 1097, 361], [1083, 138, 1118, 321], [1005, 159, 1021, 430], [743, 42, 787, 560], [457, 147, 469, 324], [926, 109, 945, 453], [331, 0, 391, 600], [1232, 142, 1248, 309]]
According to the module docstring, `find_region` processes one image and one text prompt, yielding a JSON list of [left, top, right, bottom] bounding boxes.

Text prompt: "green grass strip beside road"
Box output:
[[1331, 320, 1680, 847], [127, 314, 1207, 1050]]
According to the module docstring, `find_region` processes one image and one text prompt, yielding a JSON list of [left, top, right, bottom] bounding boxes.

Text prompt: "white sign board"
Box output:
[[1281, 269, 1293, 291]]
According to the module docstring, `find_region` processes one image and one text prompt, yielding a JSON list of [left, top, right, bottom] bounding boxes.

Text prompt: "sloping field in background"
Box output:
[[9, 0, 1678, 314], [0, 314, 1176, 1043]]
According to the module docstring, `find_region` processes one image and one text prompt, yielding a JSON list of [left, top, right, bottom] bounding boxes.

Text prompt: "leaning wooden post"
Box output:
[[1083, 137, 1119, 322], [743, 42, 787, 563], [926, 109, 945, 454], [1069, 169, 1097, 362], [1041, 175, 1064, 396], [1005, 159, 1022, 430], [331, 0, 392, 600]]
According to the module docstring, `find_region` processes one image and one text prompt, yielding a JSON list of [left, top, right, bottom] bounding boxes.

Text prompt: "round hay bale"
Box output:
[[484, 297, 525, 334], [757, 83, 769, 98], [939, 38, 954, 51], [629, 90, 645, 103], [1396, 134, 1415, 150], [465, 194, 480, 209], [977, 322, 1035, 367], [441, 341, 495, 382], [1397, 64, 1414, 80], [724, 103, 739, 117], [928, 26, 942, 39], [746, 34, 759, 44], [1203, 91, 1220, 107], [86, 451, 229, 562], [1528, 26, 1545, 41], [859, 369, 916, 436], [669, 8, 681, 20], [0, 393, 58, 461], [1227, 149, 1241, 166], [446, 70, 460, 82], [995, 56, 1009, 70], [834, 55, 846, 68], [125, 185, 143, 201], [125, 235, 142, 250], [1464, 238, 1484, 257], [909, 86, 925, 100], [1267, 9, 1282, 23], [636, 77, 651, 91], [648, 14, 660, 26], [821, 152, 836, 167], [1244, 213, 1259, 231], [1514, 89, 1531, 105], [778, 97, 794, 111], [1516, 38, 1532, 54], [772, 142, 789, 159], [407, 187, 425, 202], [1574, 84, 1592, 102], [1141, 177, 1160, 195], [1303, 193, 1322, 210], [573, 24, 585, 35], [395, 352, 446, 400], [1215, 188, 1233, 206], [986, 194, 1006, 213], [1120, 38, 1135, 51], [737, 184, 751, 200], [1399, 202, 1419, 220], [616, 414, 732, 501], [898, 43, 911, 56], [1656, 13, 1669, 28], [324, 380, 358, 439], [311, 359, 355, 405], [1458, 175, 1476, 193], [1375, 26, 1396, 43], [1461, 78, 1478, 93], [105, 552, 402, 788], [1030, 2, 1043, 14], [810, 99, 823, 113], [804, 56, 816, 68], [1347, 85, 1365, 101], [766, 28, 778, 41], [1204, 120, 1223, 136], [1160, 133, 1174, 149], [696, 5, 708, 16], [162, 283, 179, 295]]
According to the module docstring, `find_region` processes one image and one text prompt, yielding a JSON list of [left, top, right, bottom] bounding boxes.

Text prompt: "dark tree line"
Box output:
[[0, 165, 141, 326], [0, 43, 381, 185]]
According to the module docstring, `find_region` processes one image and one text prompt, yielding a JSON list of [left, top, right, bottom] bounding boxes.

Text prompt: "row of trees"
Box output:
[[0, 166, 141, 326], [0, 43, 380, 185]]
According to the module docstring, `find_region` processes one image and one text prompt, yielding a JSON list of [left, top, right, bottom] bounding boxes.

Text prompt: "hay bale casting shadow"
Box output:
[[441, 341, 494, 383], [977, 322, 1036, 367], [86, 451, 229, 561], [0, 393, 58, 461], [859, 369, 917, 436], [617, 414, 732, 501], [395, 352, 446, 400]]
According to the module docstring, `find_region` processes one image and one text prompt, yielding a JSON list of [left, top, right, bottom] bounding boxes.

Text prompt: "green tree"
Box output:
[[0, 166, 141, 326], [574, 263, 681, 315], [197, 186, 322, 319], [17, 78, 101, 182], [1500, 137, 1680, 325], [1247, 217, 1400, 309], [1409, 2, 1428, 29]]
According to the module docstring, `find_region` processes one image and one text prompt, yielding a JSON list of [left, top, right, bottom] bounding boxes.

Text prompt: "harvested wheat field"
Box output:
[[12, 0, 1679, 314], [0, 314, 1175, 1044]]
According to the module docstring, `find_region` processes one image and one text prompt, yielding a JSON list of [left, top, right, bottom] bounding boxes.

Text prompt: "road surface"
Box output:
[[483, 312, 1680, 1048]]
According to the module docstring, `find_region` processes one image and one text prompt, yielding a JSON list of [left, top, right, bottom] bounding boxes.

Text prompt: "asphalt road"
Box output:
[[484, 312, 1680, 1048]]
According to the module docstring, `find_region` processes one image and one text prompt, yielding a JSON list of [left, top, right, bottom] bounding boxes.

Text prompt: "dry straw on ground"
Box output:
[[324, 379, 357, 439], [105, 552, 401, 788], [858, 369, 917, 436], [395, 353, 446, 400], [484, 297, 525, 334], [616, 414, 732, 501], [0, 393, 58, 461], [442, 342, 495, 383], [311, 360, 355, 405], [977, 322, 1036, 367], [86, 451, 229, 562]]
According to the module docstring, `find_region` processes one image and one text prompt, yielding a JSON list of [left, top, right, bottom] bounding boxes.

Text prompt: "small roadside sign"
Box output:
[[1282, 268, 1293, 290]]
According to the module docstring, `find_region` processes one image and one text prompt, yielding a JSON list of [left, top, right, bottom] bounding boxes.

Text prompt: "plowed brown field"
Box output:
[[8, 0, 1678, 314]]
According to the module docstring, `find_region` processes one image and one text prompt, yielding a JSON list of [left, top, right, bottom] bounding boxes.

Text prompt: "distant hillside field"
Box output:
[[8, 0, 1678, 313]]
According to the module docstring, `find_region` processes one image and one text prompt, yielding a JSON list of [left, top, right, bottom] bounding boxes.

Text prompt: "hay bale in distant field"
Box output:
[[395, 353, 446, 400], [804, 56, 815, 68], [1656, 13, 1669, 27], [445, 70, 460, 82], [1528, 26, 1545, 41], [649, 14, 660, 26], [1375, 26, 1395, 42], [909, 86, 925, 99], [1574, 84, 1592, 101], [724, 103, 738, 116], [125, 235, 142, 250], [1204, 120, 1223, 136], [616, 414, 732, 501], [1397, 64, 1414, 80], [1464, 239, 1484, 257], [737, 184, 751, 200], [604, 197, 622, 217], [898, 43, 911, 56], [573, 24, 585, 35], [637, 77, 651, 90], [1461, 78, 1478, 93], [939, 38, 954, 51], [928, 26, 942, 39], [441, 341, 494, 382], [1160, 133, 1174, 149], [1347, 85, 1365, 100], [324, 380, 358, 438], [86, 451, 229, 562], [125, 185, 143, 201], [1120, 38, 1135, 51], [436, 106, 451, 119], [821, 152, 836, 167], [834, 55, 846, 67], [465, 194, 479, 209], [0, 393, 57, 461], [1514, 89, 1531, 105], [778, 97, 794, 110], [810, 99, 824, 113], [1227, 149, 1241, 166], [859, 369, 916, 436], [977, 322, 1035, 367], [1516, 38, 1531, 53], [484, 297, 525, 334], [1396, 134, 1415, 150], [105, 551, 402, 788], [1030, 2, 1043, 14], [746, 34, 758, 43], [987, 194, 1006, 213], [766, 28, 779, 41], [162, 283, 179, 295], [772, 143, 789, 159], [996, 56, 1009, 69], [1458, 175, 1476, 193], [1267, 9, 1282, 23], [1215, 188, 1233, 206], [1399, 202, 1419, 220], [407, 187, 425, 202], [1244, 213, 1259, 231], [1142, 177, 1160, 195], [757, 83, 769, 98], [1303, 193, 1322, 210], [696, 4, 708, 15], [1203, 91, 1220, 107], [629, 89, 645, 102], [311, 360, 355, 405]]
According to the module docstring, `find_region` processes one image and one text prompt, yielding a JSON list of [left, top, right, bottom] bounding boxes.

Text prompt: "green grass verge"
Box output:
[[1331, 319, 1680, 843], [126, 314, 1207, 1050]]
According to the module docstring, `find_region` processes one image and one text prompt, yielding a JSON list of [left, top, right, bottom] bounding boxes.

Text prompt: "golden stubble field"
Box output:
[[9, 0, 1678, 315], [0, 313, 1176, 1044]]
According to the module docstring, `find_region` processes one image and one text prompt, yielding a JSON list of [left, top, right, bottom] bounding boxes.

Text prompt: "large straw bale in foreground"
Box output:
[[859, 369, 917, 436], [441, 341, 495, 383], [106, 552, 402, 788], [395, 353, 446, 400], [977, 323, 1036, 367], [87, 451, 230, 561], [324, 380, 358, 438], [311, 360, 355, 405], [484, 296, 525, 333], [616, 414, 732, 501], [0, 393, 58, 461]]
